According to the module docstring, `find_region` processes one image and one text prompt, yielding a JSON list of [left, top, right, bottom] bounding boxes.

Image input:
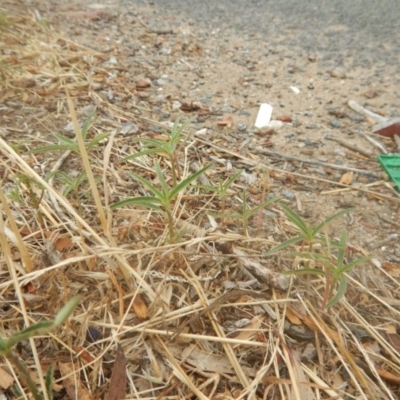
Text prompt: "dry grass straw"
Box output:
[[0, 6, 400, 400]]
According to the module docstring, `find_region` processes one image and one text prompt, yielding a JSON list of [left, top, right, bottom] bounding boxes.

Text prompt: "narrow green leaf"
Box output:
[[264, 235, 305, 256], [54, 296, 80, 326], [154, 161, 171, 198], [80, 107, 96, 139], [45, 364, 55, 400], [7, 321, 54, 347], [222, 170, 243, 192], [284, 268, 325, 276], [326, 275, 347, 309], [243, 196, 280, 218], [110, 196, 162, 211], [334, 256, 372, 277], [207, 211, 241, 219], [87, 132, 110, 150], [336, 228, 347, 269], [0, 336, 8, 352], [54, 133, 76, 146], [169, 164, 213, 199], [130, 172, 163, 199], [280, 204, 310, 236], [29, 145, 73, 154], [122, 148, 164, 162], [313, 208, 354, 236]]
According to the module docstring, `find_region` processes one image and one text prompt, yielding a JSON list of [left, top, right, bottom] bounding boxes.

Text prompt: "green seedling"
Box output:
[[210, 190, 280, 236], [284, 229, 370, 310], [198, 170, 243, 212], [122, 119, 189, 186], [265, 204, 354, 256], [111, 161, 212, 240], [29, 108, 108, 155], [0, 297, 80, 400]]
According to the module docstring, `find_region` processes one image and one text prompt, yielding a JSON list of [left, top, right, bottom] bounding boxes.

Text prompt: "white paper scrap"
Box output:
[[290, 86, 300, 94], [254, 103, 273, 128]]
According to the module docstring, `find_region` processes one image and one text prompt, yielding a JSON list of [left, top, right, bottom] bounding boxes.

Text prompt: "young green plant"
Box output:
[[198, 169, 243, 212], [111, 161, 212, 240], [122, 119, 189, 186], [28, 107, 108, 155], [265, 204, 354, 256], [210, 190, 280, 236], [0, 297, 80, 400], [265, 205, 370, 310]]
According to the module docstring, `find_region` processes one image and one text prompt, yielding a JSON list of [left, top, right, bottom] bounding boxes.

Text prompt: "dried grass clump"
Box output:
[[0, 7, 400, 400]]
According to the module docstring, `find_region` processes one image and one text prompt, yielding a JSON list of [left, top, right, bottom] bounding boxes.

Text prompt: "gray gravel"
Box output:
[[127, 0, 400, 71]]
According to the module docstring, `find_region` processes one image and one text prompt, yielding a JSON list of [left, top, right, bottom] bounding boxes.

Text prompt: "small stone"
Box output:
[[282, 189, 295, 200], [330, 120, 342, 128], [238, 124, 247, 131]]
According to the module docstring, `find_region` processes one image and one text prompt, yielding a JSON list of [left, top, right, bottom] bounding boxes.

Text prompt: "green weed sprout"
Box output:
[[265, 205, 370, 310], [265, 204, 354, 255], [122, 119, 189, 186], [210, 190, 280, 235], [111, 161, 212, 240], [199, 170, 243, 212], [0, 297, 80, 400], [28, 108, 108, 155]]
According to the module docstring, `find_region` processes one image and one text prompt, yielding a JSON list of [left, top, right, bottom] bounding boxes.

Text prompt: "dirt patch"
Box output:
[[1, 1, 400, 399]]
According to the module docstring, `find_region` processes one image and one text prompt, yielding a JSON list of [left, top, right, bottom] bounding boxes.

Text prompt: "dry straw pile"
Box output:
[[0, 5, 400, 400]]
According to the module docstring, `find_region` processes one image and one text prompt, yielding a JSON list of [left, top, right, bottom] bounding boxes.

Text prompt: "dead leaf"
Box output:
[[105, 345, 126, 400], [339, 171, 353, 185], [54, 235, 73, 251], [375, 368, 400, 384], [217, 116, 233, 126], [132, 294, 148, 319], [285, 307, 302, 325], [59, 362, 92, 400]]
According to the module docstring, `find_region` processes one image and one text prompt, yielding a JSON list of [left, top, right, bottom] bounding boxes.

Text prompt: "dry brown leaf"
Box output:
[[339, 171, 353, 185], [59, 362, 92, 400], [133, 294, 148, 319], [105, 345, 127, 400], [234, 315, 263, 341], [217, 116, 233, 126], [375, 368, 400, 384], [286, 307, 302, 325]]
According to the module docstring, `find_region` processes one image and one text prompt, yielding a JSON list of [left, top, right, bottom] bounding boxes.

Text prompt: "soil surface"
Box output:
[[22, 0, 400, 259], [1, 0, 400, 399]]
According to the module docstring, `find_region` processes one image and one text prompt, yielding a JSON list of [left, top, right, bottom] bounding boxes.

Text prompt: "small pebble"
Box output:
[[282, 189, 295, 200]]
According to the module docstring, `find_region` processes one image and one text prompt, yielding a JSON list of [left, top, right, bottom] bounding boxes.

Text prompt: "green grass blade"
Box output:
[[169, 164, 213, 199], [122, 148, 164, 162], [54, 133, 76, 146], [264, 235, 305, 256], [336, 228, 347, 269], [110, 196, 161, 211], [80, 107, 96, 139], [313, 208, 354, 236], [326, 275, 347, 309], [54, 296, 80, 326], [334, 256, 372, 277], [244, 196, 280, 218], [130, 172, 163, 199], [28, 144, 74, 154], [154, 161, 171, 197], [87, 132, 110, 150], [280, 204, 310, 236]]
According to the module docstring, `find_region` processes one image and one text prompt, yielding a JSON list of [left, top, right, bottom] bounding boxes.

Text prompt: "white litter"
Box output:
[[254, 103, 273, 128], [290, 86, 300, 94]]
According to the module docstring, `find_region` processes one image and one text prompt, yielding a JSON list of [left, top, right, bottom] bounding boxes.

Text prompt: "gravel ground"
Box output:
[[127, 0, 400, 71]]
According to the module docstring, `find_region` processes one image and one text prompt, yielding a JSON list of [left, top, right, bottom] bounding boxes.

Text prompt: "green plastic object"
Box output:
[[377, 154, 400, 192]]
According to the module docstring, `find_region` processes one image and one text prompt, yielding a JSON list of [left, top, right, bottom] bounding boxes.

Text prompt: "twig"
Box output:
[[359, 132, 388, 154], [325, 136, 374, 158], [348, 100, 387, 123], [257, 150, 381, 178], [194, 137, 400, 204]]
